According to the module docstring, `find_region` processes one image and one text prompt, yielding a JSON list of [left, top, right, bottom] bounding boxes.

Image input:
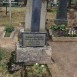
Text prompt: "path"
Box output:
[[49, 41, 77, 77]]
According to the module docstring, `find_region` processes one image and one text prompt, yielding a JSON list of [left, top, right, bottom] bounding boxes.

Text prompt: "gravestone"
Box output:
[[55, 0, 68, 25], [16, 0, 52, 65]]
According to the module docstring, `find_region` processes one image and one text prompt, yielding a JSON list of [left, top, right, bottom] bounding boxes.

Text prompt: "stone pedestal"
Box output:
[[16, 44, 52, 65]]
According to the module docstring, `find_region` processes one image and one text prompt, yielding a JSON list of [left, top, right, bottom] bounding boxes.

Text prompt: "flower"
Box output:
[[35, 63, 39, 65], [41, 65, 45, 68]]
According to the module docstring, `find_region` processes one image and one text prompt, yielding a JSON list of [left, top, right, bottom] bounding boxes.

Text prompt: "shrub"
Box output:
[[4, 24, 14, 33], [50, 24, 69, 36], [33, 63, 47, 77], [50, 24, 66, 31]]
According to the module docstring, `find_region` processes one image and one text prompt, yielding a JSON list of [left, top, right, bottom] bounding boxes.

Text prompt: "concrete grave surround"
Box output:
[[16, 0, 52, 65]]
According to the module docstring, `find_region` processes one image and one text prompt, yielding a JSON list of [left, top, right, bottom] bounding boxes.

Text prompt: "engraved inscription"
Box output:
[[23, 33, 46, 47]]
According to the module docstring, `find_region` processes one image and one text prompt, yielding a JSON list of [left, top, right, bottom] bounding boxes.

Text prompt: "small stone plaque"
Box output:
[[22, 33, 46, 47]]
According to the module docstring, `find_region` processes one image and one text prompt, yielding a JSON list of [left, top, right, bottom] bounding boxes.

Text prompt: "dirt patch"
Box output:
[[49, 41, 77, 77], [0, 38, 16, 51]]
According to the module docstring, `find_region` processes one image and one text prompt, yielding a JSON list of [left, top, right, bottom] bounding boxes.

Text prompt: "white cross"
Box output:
[[3, 1, 17, 23]]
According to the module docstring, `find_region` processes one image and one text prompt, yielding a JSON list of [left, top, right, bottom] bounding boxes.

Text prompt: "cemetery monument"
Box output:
[[16, 0, 52, 65], [55, 0, 68, 25]]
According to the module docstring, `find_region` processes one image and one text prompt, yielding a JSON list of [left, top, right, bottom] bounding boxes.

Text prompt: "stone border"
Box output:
[[49, 29, 77, 42], [52, 37, 77, 42], [2, 30, 16, 39]]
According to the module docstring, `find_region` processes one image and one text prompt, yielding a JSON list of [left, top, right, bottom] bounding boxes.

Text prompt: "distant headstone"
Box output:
[[55, 0, 68, 25]]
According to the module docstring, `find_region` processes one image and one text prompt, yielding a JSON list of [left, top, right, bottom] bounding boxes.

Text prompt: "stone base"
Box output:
[[16, 44, 52, 65], [54, 19, 68, 25]]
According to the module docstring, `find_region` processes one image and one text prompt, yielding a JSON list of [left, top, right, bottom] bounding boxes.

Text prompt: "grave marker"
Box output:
[[16, 0, 52, 65], [55, 0, 68, 25], [3, 1, 17, 22]]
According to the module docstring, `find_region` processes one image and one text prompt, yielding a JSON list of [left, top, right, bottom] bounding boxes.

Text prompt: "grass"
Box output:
[[0, 48, 19, 77], [4, 32, 11, 37], [25, 65, 51, 77], [0, 7, 26, 26], [0, 48, 11, 72]]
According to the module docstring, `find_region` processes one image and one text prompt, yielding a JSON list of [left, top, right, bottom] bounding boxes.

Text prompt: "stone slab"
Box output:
[[22, 32, 46, 47], [16, 44, 52, 65]]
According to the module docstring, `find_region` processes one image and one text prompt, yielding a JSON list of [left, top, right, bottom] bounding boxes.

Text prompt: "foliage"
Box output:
[[51, 9, 58, 13], [51, 24, 66, 31], [4, 24, 14, 33], [7, 52, 16, 73], [33, 63, 47, 77], [0, 48, 5, 61], [50, 24, 69, 37]]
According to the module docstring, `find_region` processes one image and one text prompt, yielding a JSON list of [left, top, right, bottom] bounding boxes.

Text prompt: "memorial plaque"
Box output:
[[22, 33, 46, 47]]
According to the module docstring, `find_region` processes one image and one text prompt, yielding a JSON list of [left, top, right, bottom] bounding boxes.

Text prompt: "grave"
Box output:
[[16, 0, 52, 65], [55, 0, 68, 25]]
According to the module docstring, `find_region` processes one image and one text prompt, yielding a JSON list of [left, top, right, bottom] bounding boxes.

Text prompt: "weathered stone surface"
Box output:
[[16, 44, 52, 65]]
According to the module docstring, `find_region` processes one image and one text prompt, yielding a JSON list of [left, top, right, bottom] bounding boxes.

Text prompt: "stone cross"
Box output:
[[20, 0, 47, 47], [55, 0, 68, 25], [16, 0, 52, 64], [25, 0, 47, 32], [3, 0, 17, 23]]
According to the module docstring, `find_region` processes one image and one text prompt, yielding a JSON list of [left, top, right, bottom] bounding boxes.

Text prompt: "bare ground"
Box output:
[[49, 41, 77, 77], [0, 26, 19, 51]]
